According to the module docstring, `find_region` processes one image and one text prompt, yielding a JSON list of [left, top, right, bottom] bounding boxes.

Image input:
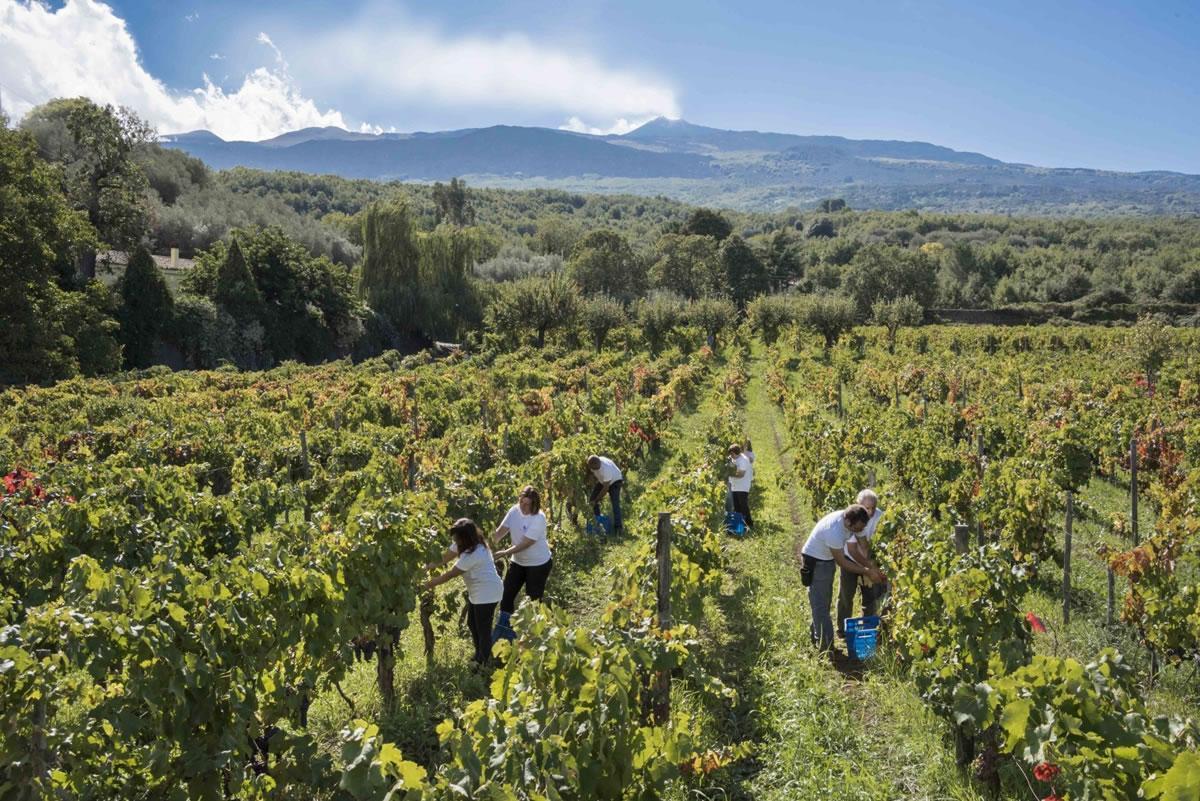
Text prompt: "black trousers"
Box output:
[[731, 491, 753, 527], [466, 601, 498, 665], [501, 559, 553, 614]]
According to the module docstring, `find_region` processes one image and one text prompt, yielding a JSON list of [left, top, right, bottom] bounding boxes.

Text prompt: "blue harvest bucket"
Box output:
[[586, 515, 613, 537], [492, 610, 516, 644], [724, 511, 747, 536]]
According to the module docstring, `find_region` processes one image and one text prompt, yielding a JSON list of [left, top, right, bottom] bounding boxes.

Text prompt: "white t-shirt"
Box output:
[[500, 504, 552, 567], [591, 457, 623, 484], [844, 507, 882, 561], [801, 509, 853, 561], [729, 453, 753, 493], [449, 542, 503, 604]]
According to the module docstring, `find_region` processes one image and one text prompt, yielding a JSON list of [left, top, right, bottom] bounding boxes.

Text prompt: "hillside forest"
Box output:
[[4, 98, 1200, 386]]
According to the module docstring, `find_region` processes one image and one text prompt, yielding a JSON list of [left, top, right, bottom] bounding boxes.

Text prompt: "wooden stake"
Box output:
[[653, 513, 672, 724], [953, 524, 970, 554], [1130, 437, 1139, 546], [1063, 491, 1073, 625], [1106, 568, 1116, 627]]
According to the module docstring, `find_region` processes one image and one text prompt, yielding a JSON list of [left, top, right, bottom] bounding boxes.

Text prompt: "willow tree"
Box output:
[[360, 198, 421, 335]]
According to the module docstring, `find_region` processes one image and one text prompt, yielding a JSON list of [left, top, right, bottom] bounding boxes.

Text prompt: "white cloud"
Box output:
[[184, 12, 198, 24], [560, 116, 657, 136], [294, 9, 680, 134], [0, 0, 360, 140], [209, 52, 224, 60]]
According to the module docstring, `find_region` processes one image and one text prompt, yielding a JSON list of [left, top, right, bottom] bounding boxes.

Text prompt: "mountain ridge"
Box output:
[[160, 118, 1200, 214]]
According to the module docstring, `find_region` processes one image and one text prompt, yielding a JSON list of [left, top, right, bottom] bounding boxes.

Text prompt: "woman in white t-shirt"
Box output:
[[492, 486, 553, 619], [422, 517, 504, 666]]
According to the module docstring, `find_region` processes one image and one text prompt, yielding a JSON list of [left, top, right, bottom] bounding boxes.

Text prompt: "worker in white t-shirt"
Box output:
[[492, 485, 553, 618], [727, 443, 754, 528], [800, 504, 885, 652], [586, 454, 624, 535], [422, 518, 504, 666], [836, 489, 886, 639]]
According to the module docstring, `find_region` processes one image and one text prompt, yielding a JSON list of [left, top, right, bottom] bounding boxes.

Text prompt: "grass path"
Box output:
[[688, 345, 989, 800]]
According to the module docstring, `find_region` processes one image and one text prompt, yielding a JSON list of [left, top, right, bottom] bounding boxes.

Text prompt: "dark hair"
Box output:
[[728, 443, 742, 455], [451, 517, 485, 554], [587, 455, 601, 470], [843, 504, 870, 527], [519, 485, 541, 514]]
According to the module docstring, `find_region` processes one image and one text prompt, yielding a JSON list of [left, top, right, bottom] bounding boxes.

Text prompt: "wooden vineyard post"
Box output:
[[953, 524, 970, 554], [376, 625, 397, 710], [1129, 436, 1139, 546], [893, 376, 900, 408], [653, 513, 673, 725], [299, 429, 312, 521], [420, 593, 436, 664], [976, 431, 986, 548], [1062, 491, 1073, 625], [837, 382, 845, 419], [1106, 568, 1116, 627], [866, 469, 876, 488]]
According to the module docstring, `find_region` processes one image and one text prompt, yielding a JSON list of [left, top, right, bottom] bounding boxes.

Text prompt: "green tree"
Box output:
[[579, 295, 627, 351], [796, 294, 857, 351], [0, 124, 123, 385], [212, 238, 262, 323], [415, 224, 487, 341], [21, 98, 155, 279], [841, 245, 938, 314], [649, 234, 722, 299], [530, 216, 582, 256], [118, 247, 173, 367], [719, 235, 769, 306], [685, 296, 737, 349], [432, 177, 475, 226], [746, 294, 799, 344], [489, 272, 581, 348], [681, 208, 733, 240], [763, 229, 804, 291], [359, 198, 421, 335], [567, 229, 647, 302], [635, 292, 686, 354], [871, 295, 924, 353]]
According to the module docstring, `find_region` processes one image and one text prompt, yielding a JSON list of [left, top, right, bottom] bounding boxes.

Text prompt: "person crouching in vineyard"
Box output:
[[422, 518, 504, 667], [727, 443, 754, 528], [587, 454, 625, 536], [800, 504, 885, 653], [836, 489, 886, 640], [491, 486, 553, 624]]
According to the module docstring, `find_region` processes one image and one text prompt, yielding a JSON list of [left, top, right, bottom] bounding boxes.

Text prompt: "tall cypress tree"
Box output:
[[119, 246, 173, 367], [213, 238, 261, 323]]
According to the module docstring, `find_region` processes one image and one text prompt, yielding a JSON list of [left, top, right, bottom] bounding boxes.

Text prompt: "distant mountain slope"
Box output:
[[161, 119, 1200, 214]]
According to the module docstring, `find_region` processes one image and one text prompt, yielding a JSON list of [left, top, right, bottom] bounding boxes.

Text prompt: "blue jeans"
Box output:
[[807, 557, 837, 651], [592, 480, 624, 532]]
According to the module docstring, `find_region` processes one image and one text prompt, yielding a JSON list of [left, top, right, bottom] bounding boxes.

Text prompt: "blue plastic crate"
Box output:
[[586, 514, 613, 537], [844, 614, 880, 634], [848, 629, 878, 660], [724, 511, 747, 536], [843, 615, 880, 661]]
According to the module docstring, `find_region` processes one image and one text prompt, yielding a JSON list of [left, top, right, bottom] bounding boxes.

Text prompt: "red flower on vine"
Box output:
[[1025, 612, 1047, 633], [1033, 761, 1060, 782]]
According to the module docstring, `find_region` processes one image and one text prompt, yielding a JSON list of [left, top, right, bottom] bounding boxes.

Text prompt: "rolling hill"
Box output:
[[161, 118, 1200, 214]]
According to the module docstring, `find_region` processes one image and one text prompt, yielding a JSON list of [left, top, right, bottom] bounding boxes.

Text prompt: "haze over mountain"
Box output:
[[163, 118, 1200, 215]]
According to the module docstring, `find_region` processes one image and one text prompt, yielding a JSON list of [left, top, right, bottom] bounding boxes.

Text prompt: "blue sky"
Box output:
[[2, 0, 1198, 172]]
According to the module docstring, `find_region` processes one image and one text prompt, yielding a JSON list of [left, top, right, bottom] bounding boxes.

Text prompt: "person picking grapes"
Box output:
[[836, 489, 886, 639], [422, 517, 504, 667], [587, 454, 624, 536], [727, 443, 754, 528], [800, 504, 885, 653], [491, 485, 553, 618]]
